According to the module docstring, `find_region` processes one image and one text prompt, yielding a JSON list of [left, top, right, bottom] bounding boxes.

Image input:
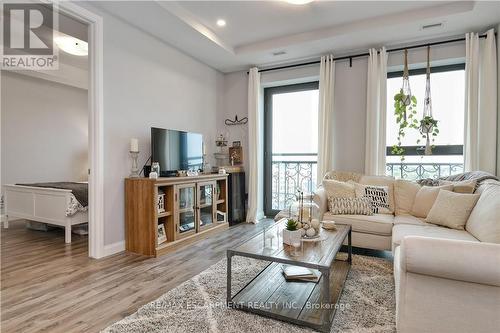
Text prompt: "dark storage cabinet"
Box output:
[[227, 172, 246, 225]]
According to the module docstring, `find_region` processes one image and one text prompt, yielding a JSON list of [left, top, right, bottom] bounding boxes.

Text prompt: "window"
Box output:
[[264, 82, 319, 216], [386, 64, 465, 180]]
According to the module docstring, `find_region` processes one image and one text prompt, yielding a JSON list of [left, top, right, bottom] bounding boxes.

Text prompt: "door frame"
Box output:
[[57, 2, 105, 258], [263, 81, 319, 217]]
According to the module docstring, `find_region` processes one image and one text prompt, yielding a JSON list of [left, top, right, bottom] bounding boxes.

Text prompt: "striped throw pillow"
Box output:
[[328, 197, 374, 215]]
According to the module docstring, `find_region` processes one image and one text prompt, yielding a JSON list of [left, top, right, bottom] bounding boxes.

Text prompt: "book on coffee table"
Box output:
[[281, 265, 321, 282]]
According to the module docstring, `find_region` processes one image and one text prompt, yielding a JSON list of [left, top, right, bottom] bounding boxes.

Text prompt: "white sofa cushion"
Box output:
[[411, 185, 453, 218], [425, 190, 480, 230], [466, 180, 500, 243], [393, 215, 426, 226], [322, 179, 355, 199], [392, 224, 478, 248], [359, 175, 395, 214], [323, 212, 393, 236], [394, 179, 421, 215]]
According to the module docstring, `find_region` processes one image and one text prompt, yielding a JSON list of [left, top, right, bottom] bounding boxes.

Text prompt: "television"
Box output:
[[151, 127, 203, 176]]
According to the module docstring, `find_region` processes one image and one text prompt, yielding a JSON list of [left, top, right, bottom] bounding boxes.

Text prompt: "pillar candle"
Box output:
[[130, 138, 139, 152]]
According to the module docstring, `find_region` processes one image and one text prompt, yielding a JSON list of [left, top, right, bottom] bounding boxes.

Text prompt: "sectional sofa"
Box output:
[[314, 171, 500, 333]]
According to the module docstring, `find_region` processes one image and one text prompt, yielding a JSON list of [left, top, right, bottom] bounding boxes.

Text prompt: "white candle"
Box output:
[[130, 138, 139, 152], [202, 143, 206, 155]]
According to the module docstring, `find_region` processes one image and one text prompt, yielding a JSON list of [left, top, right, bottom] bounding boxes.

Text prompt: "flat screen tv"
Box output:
[[151, 127, 203, 176]]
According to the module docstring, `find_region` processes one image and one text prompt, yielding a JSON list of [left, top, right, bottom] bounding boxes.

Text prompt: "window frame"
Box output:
[[386, 63, 465, 157], [263, 81, 319, 217]]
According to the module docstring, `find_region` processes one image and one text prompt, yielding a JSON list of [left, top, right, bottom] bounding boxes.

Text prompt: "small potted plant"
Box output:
[[283, 219, 302, 245]]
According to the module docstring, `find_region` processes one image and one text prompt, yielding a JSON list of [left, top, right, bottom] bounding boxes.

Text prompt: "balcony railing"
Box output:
[[271, 154, 317, 210], [386, 163, 464, 181]]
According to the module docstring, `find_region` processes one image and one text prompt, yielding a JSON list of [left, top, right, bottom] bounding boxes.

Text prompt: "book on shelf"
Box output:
[[281, 265, 321, 283]]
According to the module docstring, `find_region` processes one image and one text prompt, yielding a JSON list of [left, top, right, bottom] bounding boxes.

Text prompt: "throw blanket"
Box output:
[[17, 182, 88, 207], [417, 171, 499, 188]]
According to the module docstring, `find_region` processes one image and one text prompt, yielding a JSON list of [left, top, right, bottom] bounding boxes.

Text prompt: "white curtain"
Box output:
[[246, 67, 261, 223], [365, 47, 388, 176], [317, 55, 335, 183], [464, 29, 497, 174]]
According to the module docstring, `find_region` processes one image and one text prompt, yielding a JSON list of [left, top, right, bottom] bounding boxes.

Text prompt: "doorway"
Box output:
[[263, 82, 319, 217]]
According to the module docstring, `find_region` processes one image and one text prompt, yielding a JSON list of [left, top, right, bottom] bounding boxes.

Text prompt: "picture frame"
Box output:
[[229, 146, 243, 165], [157, 223, 167, 244]]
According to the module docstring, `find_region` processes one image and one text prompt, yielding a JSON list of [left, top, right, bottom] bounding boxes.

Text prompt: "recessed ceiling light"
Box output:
[[54, 36, 88, 56], [284, 0, 314, 5], [216, 19, 226, 27]]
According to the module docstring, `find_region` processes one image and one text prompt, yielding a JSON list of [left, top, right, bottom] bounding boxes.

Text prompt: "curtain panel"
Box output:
[[365, 47, 388, 176], [464, 29, 497, 174], [246, 67, 261, 223], [317, 55, 336, 184]]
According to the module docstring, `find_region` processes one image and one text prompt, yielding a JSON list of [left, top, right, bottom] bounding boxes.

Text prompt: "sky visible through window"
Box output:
[[386, 69, 465, 164], [272, 89, 319, 162]]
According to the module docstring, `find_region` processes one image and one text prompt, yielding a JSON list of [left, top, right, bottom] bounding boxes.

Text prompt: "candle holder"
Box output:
[[129, 151, 140, 178]]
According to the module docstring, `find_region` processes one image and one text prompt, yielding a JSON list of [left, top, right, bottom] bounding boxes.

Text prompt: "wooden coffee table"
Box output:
[[227, 219, 352, 332]]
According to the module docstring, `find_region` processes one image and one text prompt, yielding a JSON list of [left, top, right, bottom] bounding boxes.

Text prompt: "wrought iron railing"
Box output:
[[386, 163, 464, 181], [271, 154, 317, 210]]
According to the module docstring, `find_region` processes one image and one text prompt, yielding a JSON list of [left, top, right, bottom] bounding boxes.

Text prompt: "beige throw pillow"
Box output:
[[411, 185, 454, 218], [426, 190, 480, 230], [322, 179, 355, 199], [439, 179, 477, 194], [394, 179, 421, 215]]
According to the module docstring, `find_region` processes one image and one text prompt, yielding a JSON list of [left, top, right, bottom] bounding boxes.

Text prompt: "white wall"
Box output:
[[1, 71, 88, 189], [497, 23, 500, 176], [221, 42, 467, 181], [81, 3, 224, 246]]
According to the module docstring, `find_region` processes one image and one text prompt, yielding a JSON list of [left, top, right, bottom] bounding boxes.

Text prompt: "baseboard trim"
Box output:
[[103, 240, 125, 257]]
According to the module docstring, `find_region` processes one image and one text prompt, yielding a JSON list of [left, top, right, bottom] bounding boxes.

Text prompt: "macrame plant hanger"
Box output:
[[420, 46, 434, 155], [401, 49, 412, 120]]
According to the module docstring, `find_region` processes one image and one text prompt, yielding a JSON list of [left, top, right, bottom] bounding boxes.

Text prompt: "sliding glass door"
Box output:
[[264, 82, 319, 217]]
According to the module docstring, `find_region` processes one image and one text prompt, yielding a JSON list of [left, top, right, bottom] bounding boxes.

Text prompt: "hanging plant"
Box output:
[[417, 46, 439, 155], [392, 49, 419, 161]]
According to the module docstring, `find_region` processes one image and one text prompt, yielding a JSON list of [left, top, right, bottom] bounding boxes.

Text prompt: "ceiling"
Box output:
[[4, 7, 89, 89], [93, 1, 500, 73]]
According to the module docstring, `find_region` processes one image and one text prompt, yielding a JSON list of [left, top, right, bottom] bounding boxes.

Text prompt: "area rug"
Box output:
[[103, 254, 395, 333]]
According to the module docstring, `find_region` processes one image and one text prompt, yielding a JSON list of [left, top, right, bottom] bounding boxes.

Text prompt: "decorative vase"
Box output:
[[283, 229, 301, 246]]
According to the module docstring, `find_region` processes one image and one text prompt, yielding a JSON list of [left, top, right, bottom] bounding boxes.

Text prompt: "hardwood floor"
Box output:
[[1, 219, 274, 333]]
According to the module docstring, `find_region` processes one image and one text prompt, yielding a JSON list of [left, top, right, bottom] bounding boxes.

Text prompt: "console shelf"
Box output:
[[125, 174, 228, 257]]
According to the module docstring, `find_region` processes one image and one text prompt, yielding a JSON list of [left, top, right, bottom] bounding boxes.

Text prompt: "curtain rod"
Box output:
[[250, 33, 493, 74]]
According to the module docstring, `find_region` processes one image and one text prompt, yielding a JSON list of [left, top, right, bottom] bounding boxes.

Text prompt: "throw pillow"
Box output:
[[351, 182, 391, 214], [411, 185, 454, 218], [328, 197, 374, 215], [322, 179, 355, 199], [438, 179, 477, 194], [359, 175, 395, 214], [394, 179, 421, 215], [426, 190, 480, 230]]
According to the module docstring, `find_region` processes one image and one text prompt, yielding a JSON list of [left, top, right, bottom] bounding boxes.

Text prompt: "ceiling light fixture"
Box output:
[[54, 36, 88, 56], [284, 0, 314, 5], [216, 19, 226, 27]]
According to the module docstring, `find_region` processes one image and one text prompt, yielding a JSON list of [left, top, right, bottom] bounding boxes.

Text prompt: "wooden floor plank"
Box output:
[[1, 219, 274, 333]]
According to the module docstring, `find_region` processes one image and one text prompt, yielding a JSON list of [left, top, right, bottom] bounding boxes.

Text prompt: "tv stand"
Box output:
[[125, 174, 228, 257]]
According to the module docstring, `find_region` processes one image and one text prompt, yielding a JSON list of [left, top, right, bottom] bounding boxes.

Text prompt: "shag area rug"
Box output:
[[103, 254, 395, 333]]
